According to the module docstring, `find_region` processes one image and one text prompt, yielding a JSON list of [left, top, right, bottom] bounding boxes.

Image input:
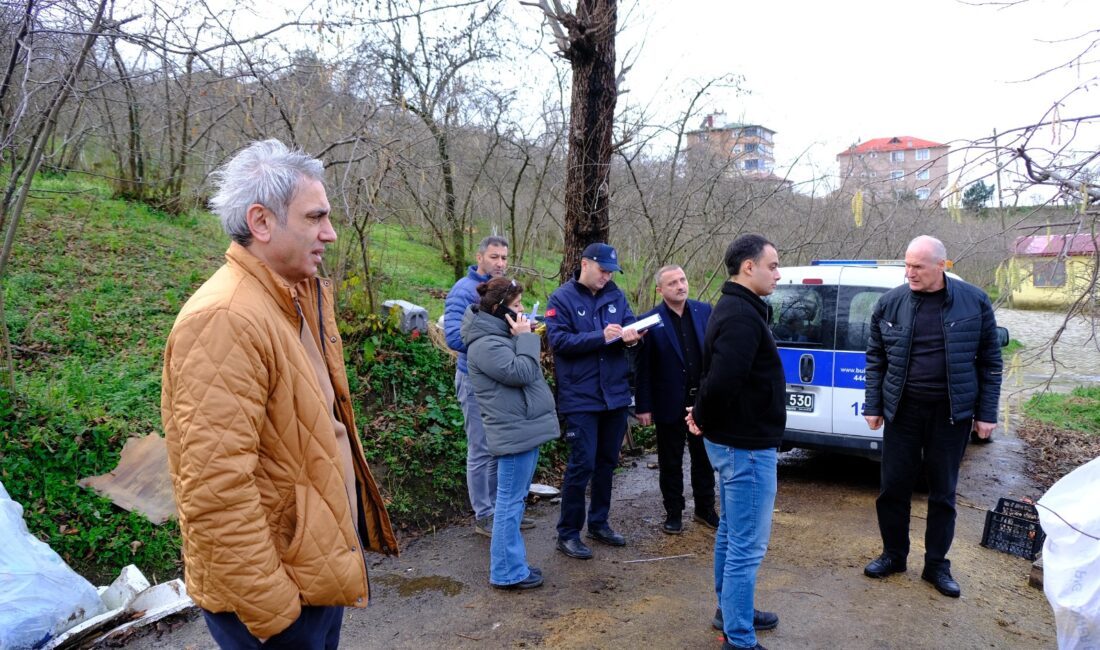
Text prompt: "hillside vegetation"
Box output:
[[0, 175, 571, 582]]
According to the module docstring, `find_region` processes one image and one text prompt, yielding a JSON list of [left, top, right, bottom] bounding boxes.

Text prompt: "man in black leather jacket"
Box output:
[[862, 235, 1003, 599]]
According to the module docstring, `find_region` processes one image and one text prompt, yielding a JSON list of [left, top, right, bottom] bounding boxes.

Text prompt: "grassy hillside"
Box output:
[[0, 175, 532, 582], [1, 176, 224, 582], [1, 173, 645, 582]]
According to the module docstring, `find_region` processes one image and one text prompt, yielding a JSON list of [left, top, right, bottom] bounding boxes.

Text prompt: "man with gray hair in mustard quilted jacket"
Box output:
[[162, 139, 397, 649]]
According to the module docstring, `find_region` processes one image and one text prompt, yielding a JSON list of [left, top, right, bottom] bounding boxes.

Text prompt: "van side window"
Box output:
[[766, 286, 837, 349], [837, 287, 887, 351]]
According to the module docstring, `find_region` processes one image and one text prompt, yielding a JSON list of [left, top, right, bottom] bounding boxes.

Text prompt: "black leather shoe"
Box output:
[[712, 607, 779, 631], [662, 513, 683, 535], [864, 553, 907, 578], [491, 570, 543, 590], [922, 566, 961, 598], [722, 642, 766, 650], [694, 508, 720, 530], [587, 526, 626, 546], [556, 537, 593, 560]]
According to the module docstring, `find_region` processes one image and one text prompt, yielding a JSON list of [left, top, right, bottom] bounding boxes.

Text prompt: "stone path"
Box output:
[[995, 307, 1100, 395]]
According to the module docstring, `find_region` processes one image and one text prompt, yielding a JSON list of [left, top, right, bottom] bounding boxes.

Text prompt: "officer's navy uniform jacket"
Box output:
[[545, 274, 636, 414]]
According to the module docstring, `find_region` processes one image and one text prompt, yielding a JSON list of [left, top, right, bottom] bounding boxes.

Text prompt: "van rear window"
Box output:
[[766, 286, 836, 349]]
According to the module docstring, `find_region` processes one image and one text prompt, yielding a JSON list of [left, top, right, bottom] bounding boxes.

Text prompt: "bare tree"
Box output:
[[368, 0, 507, 281], [0, 0, 110, 391], [526, 0, 620, 282]]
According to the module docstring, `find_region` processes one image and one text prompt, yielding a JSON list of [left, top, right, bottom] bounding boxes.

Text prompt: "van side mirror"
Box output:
[[996, 326, 1010, 348]]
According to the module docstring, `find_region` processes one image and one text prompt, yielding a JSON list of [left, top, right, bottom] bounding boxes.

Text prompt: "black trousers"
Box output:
[[655, 419, 715, 515], [876, 396, 971, 570], [202, 606, 344, 650]]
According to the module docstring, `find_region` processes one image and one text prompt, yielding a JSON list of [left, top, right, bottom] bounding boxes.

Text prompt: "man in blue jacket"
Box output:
[[444, 235, 518, 537], [862, 235, 1003, 599], [546, 243, 642, 560], [635, 265, 717, 535]]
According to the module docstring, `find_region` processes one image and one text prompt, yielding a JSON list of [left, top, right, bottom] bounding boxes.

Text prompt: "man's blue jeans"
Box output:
[[556, 408, 628, 540], [704, 440, 777, 649], [456, 370, 497, 519], [490, 447, 540, 585]]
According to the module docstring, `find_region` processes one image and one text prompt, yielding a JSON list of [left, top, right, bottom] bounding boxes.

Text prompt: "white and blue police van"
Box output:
[[765, 260, 983, 460]]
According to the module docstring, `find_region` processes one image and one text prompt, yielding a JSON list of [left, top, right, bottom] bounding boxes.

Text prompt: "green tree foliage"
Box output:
[[962, 180, 996, 212]]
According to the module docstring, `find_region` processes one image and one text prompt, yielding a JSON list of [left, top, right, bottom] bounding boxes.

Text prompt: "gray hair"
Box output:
[[907, 235, 947, 263], [654, 264, 683, 286], [478, 235, 509, 253], [209, 139, 325, 246]]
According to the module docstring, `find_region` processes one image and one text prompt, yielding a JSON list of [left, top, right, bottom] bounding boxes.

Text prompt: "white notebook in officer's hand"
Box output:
[[608, 313, 662, 343]]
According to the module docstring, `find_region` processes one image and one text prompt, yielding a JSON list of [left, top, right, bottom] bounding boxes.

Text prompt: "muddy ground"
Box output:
[[121, 427, 1054, 650], [120, 307, 1074, 649]]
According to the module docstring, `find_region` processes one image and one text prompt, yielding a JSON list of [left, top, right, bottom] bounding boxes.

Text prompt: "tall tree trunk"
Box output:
[[109, 40, 144, 199], [557, 0, 617, 283], [0, 0, 35, 156]]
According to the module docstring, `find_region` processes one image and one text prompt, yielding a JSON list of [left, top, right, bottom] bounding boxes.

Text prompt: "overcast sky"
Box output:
[[576, 0, 1096, 196], [221, 0, 1093, 200]]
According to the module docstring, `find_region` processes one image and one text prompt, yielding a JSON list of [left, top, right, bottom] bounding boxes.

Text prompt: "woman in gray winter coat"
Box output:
[[461, 277, 560, 590]]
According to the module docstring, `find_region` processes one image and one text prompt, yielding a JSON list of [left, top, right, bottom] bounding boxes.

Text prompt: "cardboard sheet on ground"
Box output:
[[78, 434, 176, 525]]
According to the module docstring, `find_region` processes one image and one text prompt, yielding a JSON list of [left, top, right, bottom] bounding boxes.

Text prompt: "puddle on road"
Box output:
[[376, 573, 464, 597]]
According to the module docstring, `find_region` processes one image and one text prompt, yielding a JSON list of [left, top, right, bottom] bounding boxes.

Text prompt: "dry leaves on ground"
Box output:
[[1016, 418, 1100, 490]]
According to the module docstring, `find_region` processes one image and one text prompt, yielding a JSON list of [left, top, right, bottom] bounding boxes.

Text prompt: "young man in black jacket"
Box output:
[[687, 234, 783, 650], [862, 235, 1003, 598]]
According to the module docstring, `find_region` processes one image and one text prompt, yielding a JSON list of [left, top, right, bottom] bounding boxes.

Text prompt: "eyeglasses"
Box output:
[[497, 279, 518, 308]]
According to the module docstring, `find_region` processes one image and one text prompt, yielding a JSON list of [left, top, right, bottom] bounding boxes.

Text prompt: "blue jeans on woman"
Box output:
[[490, 446, 540, 585], [704, 440, 777, 649]]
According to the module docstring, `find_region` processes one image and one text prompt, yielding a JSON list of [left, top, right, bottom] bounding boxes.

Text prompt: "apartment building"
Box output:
[[836, 136, 949, 201], [684, 112, 776, 176]]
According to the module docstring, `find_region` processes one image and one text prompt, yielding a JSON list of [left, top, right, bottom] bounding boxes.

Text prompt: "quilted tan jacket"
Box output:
[[162, 243, 398, 639]]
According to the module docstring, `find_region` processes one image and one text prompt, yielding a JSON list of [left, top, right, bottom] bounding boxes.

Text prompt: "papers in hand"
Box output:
[[608, 313, 662, 343]]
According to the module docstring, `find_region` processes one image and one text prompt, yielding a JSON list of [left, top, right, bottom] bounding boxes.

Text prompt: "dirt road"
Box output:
[[121, 426, 1054, 649]]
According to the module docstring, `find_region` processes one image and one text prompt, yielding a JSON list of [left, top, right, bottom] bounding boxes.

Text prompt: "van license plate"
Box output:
[[786, 392, 814, 412]]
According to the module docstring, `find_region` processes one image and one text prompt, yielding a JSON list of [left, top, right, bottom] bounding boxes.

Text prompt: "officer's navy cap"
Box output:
[[581, 242, 622, 273]]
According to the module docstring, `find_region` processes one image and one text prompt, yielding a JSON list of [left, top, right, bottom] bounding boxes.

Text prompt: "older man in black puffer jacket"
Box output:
[[862, 235, 1003, 599]]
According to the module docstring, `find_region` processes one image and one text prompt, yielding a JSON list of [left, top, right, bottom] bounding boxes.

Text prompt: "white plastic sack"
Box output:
[[1037, 456, 1100, 650], [0, 481, 106, 649]]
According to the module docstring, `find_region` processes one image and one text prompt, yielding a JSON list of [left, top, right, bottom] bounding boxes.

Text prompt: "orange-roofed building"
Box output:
[[836, 136, 949, 202]]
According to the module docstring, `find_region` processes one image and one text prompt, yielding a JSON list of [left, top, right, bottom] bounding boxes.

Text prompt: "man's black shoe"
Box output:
[[712, 607, 779, 631], [662, 513, 683, 535], [921, 566, 961, 598], [722, 642, 766, 650], [556, 537, 593, 560], [586, 526, 626, 546], [863, 553, 907, 578], [694, 508, 720, 530], [491, 570, 544, 590]]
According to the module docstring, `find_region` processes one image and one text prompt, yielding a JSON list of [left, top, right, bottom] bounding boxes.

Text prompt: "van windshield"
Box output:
[[766, 285, 837, 349]]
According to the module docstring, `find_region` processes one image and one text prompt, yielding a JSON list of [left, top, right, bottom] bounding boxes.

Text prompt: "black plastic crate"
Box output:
[[980, 498, 1045, 561], [994, 497, 1041, 522]]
